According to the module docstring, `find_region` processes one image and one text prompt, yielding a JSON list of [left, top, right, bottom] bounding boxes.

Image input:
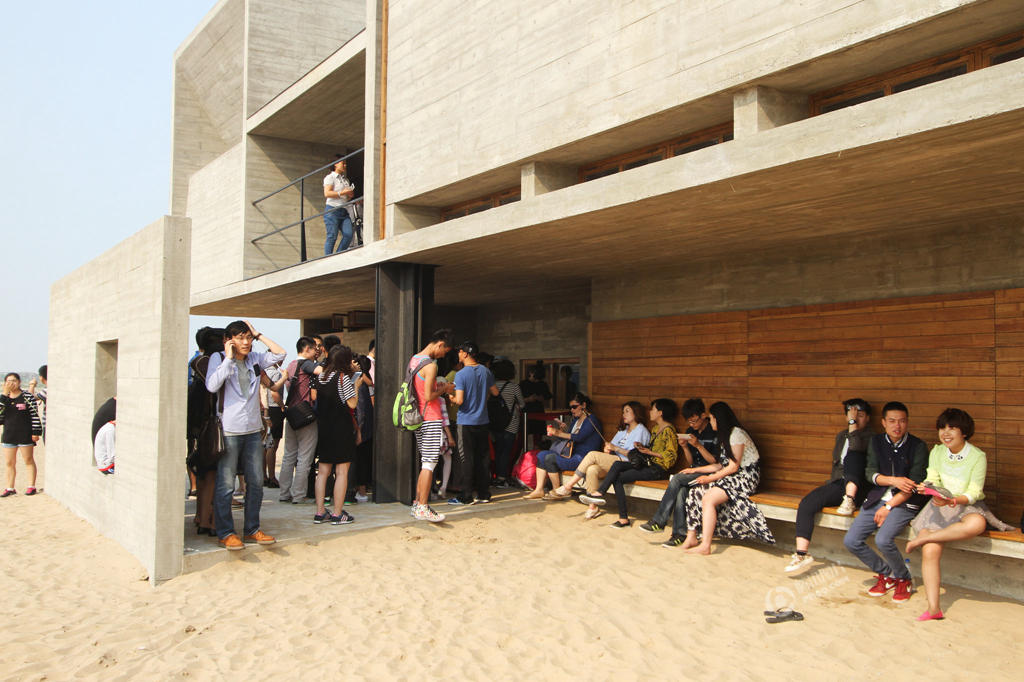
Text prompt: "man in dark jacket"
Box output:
[[843, 401, 928, 602], [783, 398, 872, 573]]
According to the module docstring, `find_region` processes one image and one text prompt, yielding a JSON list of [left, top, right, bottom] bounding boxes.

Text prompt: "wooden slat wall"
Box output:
[[590, 311, 748, 446], [589, 289, 1022, 521], [996, 289, 1024, 523]]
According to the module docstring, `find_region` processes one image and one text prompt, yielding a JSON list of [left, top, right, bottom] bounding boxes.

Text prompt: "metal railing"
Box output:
[[251, 147, 364, 267]]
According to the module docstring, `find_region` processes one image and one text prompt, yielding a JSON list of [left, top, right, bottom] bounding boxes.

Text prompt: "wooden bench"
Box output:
[[560, 474, 1024, 559]]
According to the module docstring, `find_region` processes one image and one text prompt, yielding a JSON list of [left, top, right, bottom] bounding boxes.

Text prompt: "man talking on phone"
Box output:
[[206, 320, 287, 550]]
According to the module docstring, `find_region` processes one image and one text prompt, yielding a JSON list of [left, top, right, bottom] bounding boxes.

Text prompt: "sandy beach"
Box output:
[[2, 451, 1022, 681]]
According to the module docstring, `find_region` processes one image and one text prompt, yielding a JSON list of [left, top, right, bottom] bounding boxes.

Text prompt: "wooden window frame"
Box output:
[[810, 29, 1024, 116], [578, 121, 733, 183], [440, 186, 521, 222]]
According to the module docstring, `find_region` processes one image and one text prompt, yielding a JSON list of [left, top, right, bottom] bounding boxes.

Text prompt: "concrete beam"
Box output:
[[733, 86, 808, 138], [387, 203, 440, 236], [521, 162, 577, 199]]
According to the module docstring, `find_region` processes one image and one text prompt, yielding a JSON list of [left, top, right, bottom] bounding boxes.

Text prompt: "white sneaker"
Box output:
[[414, 504, 446, 523], [836, 496, 857, 516], [784, 553, 814, 573], [355, 492, 369, 503]]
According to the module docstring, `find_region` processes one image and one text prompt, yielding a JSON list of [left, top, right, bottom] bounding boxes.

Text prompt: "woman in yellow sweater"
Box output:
[[579, 398, 678, 528], [906, 408, 995, 621]]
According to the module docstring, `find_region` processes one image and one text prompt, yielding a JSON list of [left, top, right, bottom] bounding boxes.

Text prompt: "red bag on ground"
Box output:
[[512, 450, 539, 489]]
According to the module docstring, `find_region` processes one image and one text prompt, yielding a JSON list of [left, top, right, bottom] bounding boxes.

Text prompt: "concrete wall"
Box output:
[[474, 296, 591, 393], [245, 0, 365, 117], [170, 0, 245, 216], [244, 135, 344, 278], [591, 220, 1024, 321], [384, 0, 998, 203], [187, 142, 245, 295], [46, 216, 191, 583]]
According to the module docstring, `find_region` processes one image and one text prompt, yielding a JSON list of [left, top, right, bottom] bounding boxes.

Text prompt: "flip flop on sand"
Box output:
[[765, 609, 804, 623]]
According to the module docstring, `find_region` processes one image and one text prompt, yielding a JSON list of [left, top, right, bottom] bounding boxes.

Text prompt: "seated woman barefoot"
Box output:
[[553, 401, 650, 519], [526, 393, 602, 499], [905, 408, 1012, 621], [580, 398, 678, 527], [683, 401, 775, 554]]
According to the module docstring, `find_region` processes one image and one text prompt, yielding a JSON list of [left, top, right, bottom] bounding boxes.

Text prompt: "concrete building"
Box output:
[[48, 0, 1024, 581]]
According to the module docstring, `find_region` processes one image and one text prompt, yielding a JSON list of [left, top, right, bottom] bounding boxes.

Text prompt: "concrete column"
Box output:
[[363, 0, 385, 244], [733, 86, 808, 139], [387, 203, 441, 236], [521, 162, 577, 199], [373, 263, 435, 504]]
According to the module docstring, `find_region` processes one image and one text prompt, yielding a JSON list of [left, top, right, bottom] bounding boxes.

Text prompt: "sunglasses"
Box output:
[[569, 404, 581, 409]]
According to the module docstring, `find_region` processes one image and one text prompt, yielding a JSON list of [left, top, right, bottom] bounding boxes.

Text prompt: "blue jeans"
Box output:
[[651, 471, 700, 537], [215, 432, 264, 540], [843, 501, 916, 579], [324, 206, 353, 254]]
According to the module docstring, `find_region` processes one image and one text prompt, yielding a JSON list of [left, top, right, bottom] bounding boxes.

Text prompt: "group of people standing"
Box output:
[[186, 321, 375, 550]]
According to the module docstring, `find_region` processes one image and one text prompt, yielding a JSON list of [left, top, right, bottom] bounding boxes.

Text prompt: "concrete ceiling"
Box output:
[[191, 106, 1024, 320], [247, 51, 366, 148]]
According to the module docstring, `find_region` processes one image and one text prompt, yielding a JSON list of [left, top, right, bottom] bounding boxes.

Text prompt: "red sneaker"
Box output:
[[867, 574, 896, 596], [892, 578, 913, 602]]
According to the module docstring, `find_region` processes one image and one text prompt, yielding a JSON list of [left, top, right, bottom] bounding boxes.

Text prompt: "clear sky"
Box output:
[[0, 2, 297, 375]]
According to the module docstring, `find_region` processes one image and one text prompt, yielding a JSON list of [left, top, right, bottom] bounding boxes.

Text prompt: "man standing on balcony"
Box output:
[[324, 156, 355, 254]]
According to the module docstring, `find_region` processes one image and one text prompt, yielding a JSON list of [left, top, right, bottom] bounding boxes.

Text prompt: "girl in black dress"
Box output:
[[1, 373, 43, 497], [314, 345, 359, 524]]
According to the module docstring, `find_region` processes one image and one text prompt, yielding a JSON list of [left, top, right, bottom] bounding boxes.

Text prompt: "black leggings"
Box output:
[[597, 460, 668, 519], [354, 439, 373, 488], [795, 451, 867, 541]]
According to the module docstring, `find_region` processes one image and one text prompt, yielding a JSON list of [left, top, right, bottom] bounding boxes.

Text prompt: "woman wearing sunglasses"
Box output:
[[526, 393, 602, 499]]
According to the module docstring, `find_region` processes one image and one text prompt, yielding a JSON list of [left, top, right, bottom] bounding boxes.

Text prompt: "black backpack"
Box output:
[[487, 381, 514, 432]]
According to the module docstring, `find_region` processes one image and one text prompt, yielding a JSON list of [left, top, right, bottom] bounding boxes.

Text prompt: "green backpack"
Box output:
[[392, 356, 433, 430]]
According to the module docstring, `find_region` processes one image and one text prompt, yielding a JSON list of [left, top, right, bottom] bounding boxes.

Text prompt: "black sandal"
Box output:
[[609, 519, 632, 528]]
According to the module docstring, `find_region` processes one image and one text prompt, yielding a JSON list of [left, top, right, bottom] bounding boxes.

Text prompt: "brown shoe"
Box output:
[[218, 534, 244, 551], [243, 530, 276, 545]]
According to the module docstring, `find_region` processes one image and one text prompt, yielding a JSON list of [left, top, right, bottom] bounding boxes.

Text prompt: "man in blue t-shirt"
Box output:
[[451, 341, 498, 505]]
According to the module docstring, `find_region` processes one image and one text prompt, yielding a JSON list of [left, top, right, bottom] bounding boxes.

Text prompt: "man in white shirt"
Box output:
[[323, 157, 355, 254], [206, 320, 286, 550]]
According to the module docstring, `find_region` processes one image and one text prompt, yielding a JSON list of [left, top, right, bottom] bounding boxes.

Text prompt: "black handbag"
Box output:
[[627, 448, 651, 470], [285, 399, 317, 430]]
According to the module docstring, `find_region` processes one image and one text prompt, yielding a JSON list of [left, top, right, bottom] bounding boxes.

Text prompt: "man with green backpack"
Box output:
[[397, 329, 454, 522]]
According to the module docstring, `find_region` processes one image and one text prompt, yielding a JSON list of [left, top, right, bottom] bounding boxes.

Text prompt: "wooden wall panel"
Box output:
[[588, 289, 1022, 521], [589, 312, 748, 451], [748, 293, 996, 498], [996, 288, 1024, 523]]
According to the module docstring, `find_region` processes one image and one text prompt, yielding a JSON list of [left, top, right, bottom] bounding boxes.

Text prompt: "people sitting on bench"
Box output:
[[549, 401, 651, 519], [681, 401, 775, 554], [639, 398, 720, 546], [580, 398, 678, 528], [784, 398, 873, 573], [906, 408, 1013, 621], [843, 401, 928, 603], [526, 393, 603, 499]]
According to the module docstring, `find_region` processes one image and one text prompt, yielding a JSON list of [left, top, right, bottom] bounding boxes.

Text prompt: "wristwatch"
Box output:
[[884, 503, 893, 511]]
